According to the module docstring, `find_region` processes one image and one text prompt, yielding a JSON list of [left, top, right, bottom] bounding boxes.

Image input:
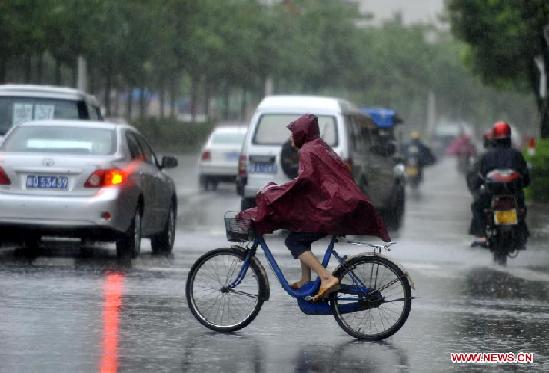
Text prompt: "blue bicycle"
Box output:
[[185, 212, 413, 340]]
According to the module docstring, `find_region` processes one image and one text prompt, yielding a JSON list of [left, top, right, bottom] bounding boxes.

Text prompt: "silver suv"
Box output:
[[0, 85, 103, 141], [237, 95, 405, 228]]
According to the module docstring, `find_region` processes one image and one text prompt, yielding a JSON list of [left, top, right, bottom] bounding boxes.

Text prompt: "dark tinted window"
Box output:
[[134, 133, 158, 166], [125, 132, 143, 160]]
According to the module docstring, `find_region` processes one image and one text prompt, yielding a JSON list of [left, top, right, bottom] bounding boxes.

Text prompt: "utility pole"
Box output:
[[77, 56, 87, 92]]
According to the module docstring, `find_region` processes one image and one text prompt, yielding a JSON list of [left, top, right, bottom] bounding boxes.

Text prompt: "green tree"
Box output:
[[448, 0, 549, 137]]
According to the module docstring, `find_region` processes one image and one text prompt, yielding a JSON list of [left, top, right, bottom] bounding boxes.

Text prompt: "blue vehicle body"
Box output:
[[360, 107, 402, 129]]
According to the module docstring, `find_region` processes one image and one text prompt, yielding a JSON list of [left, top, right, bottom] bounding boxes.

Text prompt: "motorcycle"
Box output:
[[483, 169, 527, 265], [404, 145, 421, 189]]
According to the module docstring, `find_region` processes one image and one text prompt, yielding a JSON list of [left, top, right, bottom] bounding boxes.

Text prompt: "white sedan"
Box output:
[[0, 120, 178, 258], [198, 125, 247, 191]]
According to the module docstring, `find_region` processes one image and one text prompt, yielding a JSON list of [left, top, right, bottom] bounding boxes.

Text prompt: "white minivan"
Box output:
[[237, 95, 406, 228]]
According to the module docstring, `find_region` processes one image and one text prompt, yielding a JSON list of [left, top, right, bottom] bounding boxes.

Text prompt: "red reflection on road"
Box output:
[[100, 272, 125, 373]]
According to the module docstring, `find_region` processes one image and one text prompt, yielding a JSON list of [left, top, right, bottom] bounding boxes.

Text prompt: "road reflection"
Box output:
[[294, 340, 409, 372], [100, 272, 125, 373], [180, 333, 265, 372]]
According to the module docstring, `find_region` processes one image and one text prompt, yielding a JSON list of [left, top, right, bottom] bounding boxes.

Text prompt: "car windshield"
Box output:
[[211, 131, 246, 145], [1, 126, 116, 155], [0, 97, 82, 135], [253, 114, 337, 146]]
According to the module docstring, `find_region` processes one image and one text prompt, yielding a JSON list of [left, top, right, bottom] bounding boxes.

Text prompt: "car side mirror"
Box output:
[[160, 155, 178, 169]]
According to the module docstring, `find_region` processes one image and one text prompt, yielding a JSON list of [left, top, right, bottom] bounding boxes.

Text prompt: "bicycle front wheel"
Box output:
[[186, 247, 265, 333], [331, 255, 412, 340]]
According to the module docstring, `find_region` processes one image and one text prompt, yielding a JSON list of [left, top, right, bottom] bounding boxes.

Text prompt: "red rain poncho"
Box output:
[[239, 114, 390, 241]]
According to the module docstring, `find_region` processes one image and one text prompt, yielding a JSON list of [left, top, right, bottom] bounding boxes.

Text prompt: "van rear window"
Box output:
[[0, 97, 83, 135], [253, 114, 337, 146]]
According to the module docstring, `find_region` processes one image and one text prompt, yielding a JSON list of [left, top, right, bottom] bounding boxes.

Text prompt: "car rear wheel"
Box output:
[[152, 200, 176, 255], [116, 207, 142, 259]]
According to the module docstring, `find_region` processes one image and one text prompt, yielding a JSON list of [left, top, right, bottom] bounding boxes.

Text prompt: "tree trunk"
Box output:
[[190, 76, 198, 122], [37, 53, 44, 84], [25, 54, 32, 83], [113, 87, 120, 117], [127, 87, 133, 121], [240, 88, 247, 121], [139, 86, 146, 119], [104, 72, 112, 117], [203, 80, 210, 122], [541, 102, 549, 138], [169, 78, 177, 119], [159, 78, 165, 119], [223, 86, 230, 121], [0, 58, 6, 83], [54, 59, 62, 85]]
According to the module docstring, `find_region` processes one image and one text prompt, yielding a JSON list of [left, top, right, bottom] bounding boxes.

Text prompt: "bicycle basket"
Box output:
[[224, 211, 254, 242]]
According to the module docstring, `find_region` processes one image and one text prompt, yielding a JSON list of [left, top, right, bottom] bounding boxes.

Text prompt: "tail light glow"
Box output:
[[85, 169, 125, 188], [0, 166, 10, 185]]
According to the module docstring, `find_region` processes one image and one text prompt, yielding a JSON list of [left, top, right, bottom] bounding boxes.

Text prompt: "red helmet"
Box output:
[[492, 121, 511, 139]]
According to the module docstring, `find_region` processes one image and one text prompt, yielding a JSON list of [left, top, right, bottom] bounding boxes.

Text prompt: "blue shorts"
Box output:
[[284, 232, 325, 259]]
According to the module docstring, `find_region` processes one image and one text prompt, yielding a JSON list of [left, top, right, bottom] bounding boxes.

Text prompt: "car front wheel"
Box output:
[[151, 200, 176, 255], [116, 207, 142, 259]]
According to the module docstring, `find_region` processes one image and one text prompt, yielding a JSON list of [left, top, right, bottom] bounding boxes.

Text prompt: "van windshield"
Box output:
[[253, 114, 337, 146], [0, 97, 83, 135]]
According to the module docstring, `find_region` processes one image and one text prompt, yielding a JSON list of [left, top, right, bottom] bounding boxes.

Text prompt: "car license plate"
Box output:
[[224, 152, 240, 161], [494, 209, 518, 225], [405, 166, 418, 177], [26, 175, 69, 190], [250, 162, 277, 174]]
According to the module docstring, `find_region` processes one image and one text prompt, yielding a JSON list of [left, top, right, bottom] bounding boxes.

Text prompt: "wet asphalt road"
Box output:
[[1, 155, 549, 372]]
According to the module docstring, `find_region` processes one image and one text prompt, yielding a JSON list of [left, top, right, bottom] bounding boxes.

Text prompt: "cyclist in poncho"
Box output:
[[239, 114, 389, 301]]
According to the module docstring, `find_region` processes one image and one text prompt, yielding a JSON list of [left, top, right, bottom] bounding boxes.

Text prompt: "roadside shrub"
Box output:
[[524, 139, 549, 202], [132, 117, 214, 154]]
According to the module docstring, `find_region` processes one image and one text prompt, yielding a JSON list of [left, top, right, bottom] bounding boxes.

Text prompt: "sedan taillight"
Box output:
[[238, 154, 248, 177], [0, 166, 11, 185], [201, 150, 211, 161], [85, 169, 125, 188]]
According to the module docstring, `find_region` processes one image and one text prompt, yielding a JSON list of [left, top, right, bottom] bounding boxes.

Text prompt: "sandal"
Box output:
[[311, 278, 340, 302], [290, 282, 300, 289]]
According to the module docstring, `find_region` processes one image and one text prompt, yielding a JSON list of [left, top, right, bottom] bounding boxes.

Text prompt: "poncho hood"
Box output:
[[287, 114, 320, 148]]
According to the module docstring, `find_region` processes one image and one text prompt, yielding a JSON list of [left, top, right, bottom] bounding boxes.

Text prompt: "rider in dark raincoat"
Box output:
[[239, 114, 389, 301]]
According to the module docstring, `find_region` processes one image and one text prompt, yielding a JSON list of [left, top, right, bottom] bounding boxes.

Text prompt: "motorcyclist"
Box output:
[[401, 131, 436, 181], [447, 131, 477, 173], [469, 121, 530, 247]]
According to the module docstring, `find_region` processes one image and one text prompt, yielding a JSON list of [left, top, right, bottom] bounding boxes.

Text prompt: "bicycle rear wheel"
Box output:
[[331, 255, 411, 340], [186, 247, 265, 332]]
